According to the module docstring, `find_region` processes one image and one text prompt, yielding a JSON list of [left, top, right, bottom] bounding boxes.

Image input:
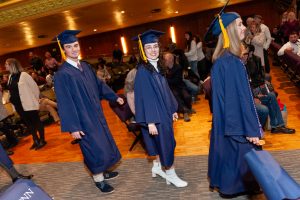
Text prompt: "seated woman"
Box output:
[[124, 68, 137, 115]]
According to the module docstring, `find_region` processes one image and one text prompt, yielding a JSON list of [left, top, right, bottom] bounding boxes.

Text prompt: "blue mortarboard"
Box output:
[[53, 30, 81, 45], [132, 29, 165, 45], [204, 0, 239, 48], [132, 29, 165, 62]]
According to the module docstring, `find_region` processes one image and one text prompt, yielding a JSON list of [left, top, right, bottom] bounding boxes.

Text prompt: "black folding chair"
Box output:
[[109, 95, 144, 151]]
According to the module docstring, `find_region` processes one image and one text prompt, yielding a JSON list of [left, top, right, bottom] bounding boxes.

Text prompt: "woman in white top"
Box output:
[[5, 58, 46, 150], [194, 35, 207, 81], [184, 32, 199, 78], [250, 23, 266, 68]]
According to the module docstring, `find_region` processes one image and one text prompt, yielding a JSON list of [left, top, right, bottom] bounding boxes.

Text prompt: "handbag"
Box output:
[[245, 148, 300, 200], [0, 179, 52, 200]]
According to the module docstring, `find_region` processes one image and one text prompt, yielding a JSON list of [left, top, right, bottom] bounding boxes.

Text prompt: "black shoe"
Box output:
[[6, 150, 14, 156], [12, 174, 34, 183], [30, 143, 38, 150], [183, 113, 191, 122], [104, 171, 119, 180], [35, 140, 47, 150], [95, 181, 114, 193], [71, 139, 80, 145], [271, 126, 295, 134]]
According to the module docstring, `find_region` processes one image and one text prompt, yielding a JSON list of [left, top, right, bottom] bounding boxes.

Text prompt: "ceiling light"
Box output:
[[121, 10, 125, 14], [175, 11, 179, 14], [93, 29, 97, 32]]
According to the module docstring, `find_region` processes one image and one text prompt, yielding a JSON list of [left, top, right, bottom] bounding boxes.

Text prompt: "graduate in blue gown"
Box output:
[[206, 12, 263, 197], [0, 143, 33, 182], [133, 30, 187, 188], [53, 30, 124, 194]]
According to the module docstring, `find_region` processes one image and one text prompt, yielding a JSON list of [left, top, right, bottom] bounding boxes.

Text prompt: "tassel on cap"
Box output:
[[218, 14, 230, 48]]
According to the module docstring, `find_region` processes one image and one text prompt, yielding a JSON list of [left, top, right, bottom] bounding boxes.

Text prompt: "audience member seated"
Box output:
[[124, 68, 137, 115], [277, 31, 300, 56], [166, 38, 177, 53], [39, 95, 60, 124], [173, 49, 200, 100], [128, 54, 138, 65], [164, 52, 194, 122], [31, 71, 46, 86], [96, 57, 111, 83], [271, 26, 284, 45], [0, 88, 18, 152], [29, 52, 44, 72], [44, 51, 60, 72], [45, 69, 54, 88], [241, 44, 295, 134], [280, 11, 300, 42]]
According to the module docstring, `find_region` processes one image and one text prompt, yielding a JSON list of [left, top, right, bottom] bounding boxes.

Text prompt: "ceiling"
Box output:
[[0, 0, 253, 56]]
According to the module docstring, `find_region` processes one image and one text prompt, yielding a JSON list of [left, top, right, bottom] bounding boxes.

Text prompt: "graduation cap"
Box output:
[[53, 30, 81, 60], [204, 0, 239, 48], [132, 29, 165, 62]]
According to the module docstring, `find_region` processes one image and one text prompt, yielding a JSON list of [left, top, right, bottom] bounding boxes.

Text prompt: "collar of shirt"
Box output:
[[66, 58, 80, 69], [148, 58, 159, 72]]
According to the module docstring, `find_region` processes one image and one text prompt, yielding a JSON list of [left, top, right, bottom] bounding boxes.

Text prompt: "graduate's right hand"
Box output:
[[148, 123, 158, 135], [71, 131, 85, 139], [246, 137, 260, 146]]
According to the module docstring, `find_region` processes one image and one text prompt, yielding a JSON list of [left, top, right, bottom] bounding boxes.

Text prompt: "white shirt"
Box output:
[[66, 58, 80, 69], [277, 39, 300, 56], [148, 58, 159, 72], [196, 42, 205, 61], [260, 23, 272, 50], [184, 40, 198, 61]]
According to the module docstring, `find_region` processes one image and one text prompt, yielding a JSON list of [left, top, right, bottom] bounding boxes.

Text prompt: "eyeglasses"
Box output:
[[144, 45, 159, 51]]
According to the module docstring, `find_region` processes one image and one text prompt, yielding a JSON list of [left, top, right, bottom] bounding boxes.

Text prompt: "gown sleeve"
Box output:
[[54, 73, 82, 133], [223, 58, 261, 137]]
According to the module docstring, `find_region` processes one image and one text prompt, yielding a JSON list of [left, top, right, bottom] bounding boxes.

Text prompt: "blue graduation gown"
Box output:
[[54, 61, 121, 174], [208, 52, 262, 195], [0, 143, 13, 168], [134, 65, 178, 167]]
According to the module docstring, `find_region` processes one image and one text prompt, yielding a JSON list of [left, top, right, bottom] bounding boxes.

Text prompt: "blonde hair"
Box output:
[[124, 68, 137, 94], [212, 19, 242, 62], [5, 58, 24, 74]]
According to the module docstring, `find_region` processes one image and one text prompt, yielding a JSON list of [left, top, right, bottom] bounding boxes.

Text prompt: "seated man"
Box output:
[[277, 31, 300, 56], [164, 52, 194, 122], [0, 143, 33, 182], [242, 44, 295, 133]]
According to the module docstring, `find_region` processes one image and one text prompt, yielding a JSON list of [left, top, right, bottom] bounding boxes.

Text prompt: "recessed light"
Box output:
[[93, 29, 97, 32], [175, 11, 179, 14], [121, 10, 125, 14]]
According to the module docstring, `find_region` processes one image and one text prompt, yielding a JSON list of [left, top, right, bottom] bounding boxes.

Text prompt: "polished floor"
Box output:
[[8, 64, 300, 164]]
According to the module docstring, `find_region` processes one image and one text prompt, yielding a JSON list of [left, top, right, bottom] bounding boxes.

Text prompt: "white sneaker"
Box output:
[[151, 161, 166, 178], [165, 168, 188, 188]]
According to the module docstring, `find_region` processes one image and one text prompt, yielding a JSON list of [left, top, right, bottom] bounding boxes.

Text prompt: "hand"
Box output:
[[246, 137, 260, 145], [116, 97, 124, 105], [71, 131, 85, 139], [148, 123, 158, 135], [254, 98, 261, 104], [172, 113, 178, 121], [285, 47, 293, 52]]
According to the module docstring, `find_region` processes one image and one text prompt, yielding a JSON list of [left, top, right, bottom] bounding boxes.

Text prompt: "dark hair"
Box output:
[[185, 31, 193, 51], [289, 31, 298, 36], [194, 35, 201, 44]]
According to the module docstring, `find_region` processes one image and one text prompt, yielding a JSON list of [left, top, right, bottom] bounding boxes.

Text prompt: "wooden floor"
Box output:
[[10, 64, 300, 164]]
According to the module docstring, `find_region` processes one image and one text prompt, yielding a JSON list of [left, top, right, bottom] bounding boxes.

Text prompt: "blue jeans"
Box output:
[[183, 79, 199, 96], [255, 103, 269, 127], [259, 92, 284, 128], [189, 61, 199, 78]]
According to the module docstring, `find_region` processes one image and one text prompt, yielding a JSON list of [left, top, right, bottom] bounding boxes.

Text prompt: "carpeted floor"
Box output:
[[1, 150, 300, 200]]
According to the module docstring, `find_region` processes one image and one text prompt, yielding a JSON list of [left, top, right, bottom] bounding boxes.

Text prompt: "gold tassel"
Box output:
[[56, 37, 66, 60], [218, 14, 230, 49], [138, 34, 148, 63]]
